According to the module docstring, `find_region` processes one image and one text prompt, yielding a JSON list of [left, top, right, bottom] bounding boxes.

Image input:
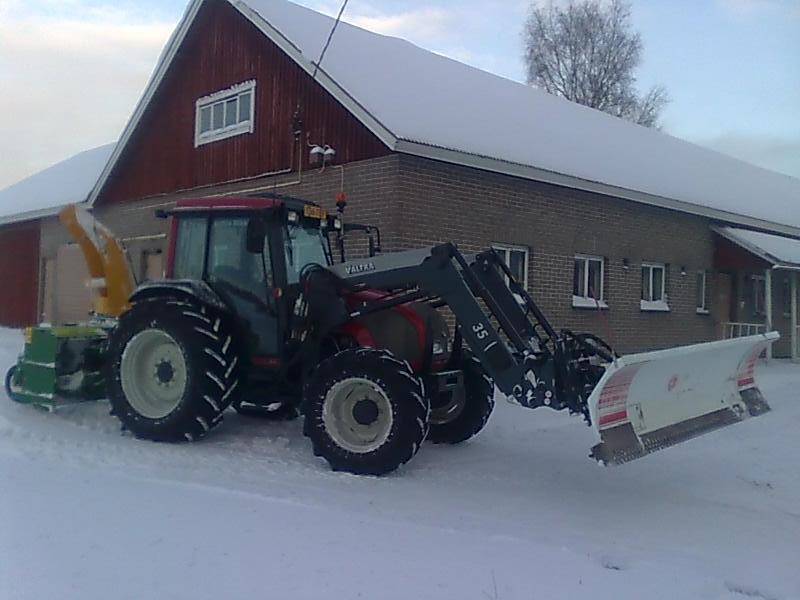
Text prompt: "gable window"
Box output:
[[195, 80, 256, 147], [492, 244, 529, 289], [641, 263, 669, 311], [696, 271, 710, 314], [573, 255, 607, 308]]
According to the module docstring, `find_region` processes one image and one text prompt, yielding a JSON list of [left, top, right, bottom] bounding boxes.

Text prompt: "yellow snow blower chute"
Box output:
[[58, 204, 136, 318]]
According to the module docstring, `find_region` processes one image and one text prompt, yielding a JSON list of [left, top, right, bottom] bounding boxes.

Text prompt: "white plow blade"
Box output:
[[587, 332, 779, 465]]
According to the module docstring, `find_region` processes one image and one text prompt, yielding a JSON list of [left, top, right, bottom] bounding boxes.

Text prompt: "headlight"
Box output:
[[432, 340, 447, 356]]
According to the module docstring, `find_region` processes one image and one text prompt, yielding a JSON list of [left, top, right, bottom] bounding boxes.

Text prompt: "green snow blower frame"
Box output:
[[6, 326, 108, 409], [4, 198, 780, 474]]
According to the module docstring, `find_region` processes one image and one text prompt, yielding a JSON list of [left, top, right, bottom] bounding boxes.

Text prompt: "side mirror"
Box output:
[[246, 217, 267, 254]]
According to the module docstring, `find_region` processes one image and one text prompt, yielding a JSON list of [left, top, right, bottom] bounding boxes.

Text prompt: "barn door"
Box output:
[[40, 258, 56, 323], [714, 272, 733, 338], [143, 250, 165, 282], [54, 244, 92, 324]]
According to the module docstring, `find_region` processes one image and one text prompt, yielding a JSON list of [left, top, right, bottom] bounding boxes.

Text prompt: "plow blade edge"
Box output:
[[588, 332, 779, 465]]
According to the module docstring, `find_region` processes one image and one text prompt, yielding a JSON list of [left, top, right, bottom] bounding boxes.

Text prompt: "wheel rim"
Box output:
[[430, 387, 466, 425], [120, 329, 188, 419], [322, 378, 394, 454]]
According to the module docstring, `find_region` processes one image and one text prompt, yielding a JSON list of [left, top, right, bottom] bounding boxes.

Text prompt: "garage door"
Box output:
[[53, 244, 92, 324]]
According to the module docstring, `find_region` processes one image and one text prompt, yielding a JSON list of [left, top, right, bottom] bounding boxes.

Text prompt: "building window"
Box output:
[[195, 80, 256, 147], [696, 271, 710, 314], [641, 262, 669, 311], [752, 274, 766, 316], [573, 255, 607, 308], [492, 244, 529, 289]]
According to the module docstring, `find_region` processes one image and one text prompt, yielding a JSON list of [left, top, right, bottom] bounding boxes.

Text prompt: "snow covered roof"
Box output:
[[714, 226, 800, 268], [0, 144, 116, 226], [89, 0, 800, 237]]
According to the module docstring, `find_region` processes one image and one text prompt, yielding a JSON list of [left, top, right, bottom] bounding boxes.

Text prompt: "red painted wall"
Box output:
[[97, 0, 390, 205], [0, 221, 40, 327], [714, 234, 770, 271]]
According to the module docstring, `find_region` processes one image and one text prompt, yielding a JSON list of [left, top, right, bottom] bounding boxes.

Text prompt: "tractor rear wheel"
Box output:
[[303, 348, 430, 475], [427, 352, 495, 445], [105, 298, 243, 442]]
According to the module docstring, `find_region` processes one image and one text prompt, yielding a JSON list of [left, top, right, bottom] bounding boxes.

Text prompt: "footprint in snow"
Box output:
[[725, 581, 780, 600], [599, 555, 626, 571]]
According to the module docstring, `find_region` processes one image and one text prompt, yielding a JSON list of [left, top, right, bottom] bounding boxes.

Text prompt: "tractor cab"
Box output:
[[163, 196, 336, 362]]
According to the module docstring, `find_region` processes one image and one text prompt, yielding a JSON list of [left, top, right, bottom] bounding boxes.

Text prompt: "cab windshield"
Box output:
[[284, 223, 330, 284]]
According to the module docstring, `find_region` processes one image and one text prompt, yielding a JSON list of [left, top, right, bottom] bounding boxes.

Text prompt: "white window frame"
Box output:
[[573, 254, 607, 309], [641, 262, 669, 312], [195, 80, 256, 147], [492, 244, 529, 290], [752, 274, 766, 316], [696, 270, 710, 314]]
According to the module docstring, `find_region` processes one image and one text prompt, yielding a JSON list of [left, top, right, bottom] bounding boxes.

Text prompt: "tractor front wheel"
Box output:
[[303, 348, 430, 475], [105, 298, 243, 442], [427, 352, 495, 445]]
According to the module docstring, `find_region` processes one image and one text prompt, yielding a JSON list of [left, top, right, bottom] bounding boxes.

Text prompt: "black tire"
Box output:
[[303, 348, 430, 475], [105, 297, 244, 442], [5, 366, 21, 403], [427, 352, 495, 445]]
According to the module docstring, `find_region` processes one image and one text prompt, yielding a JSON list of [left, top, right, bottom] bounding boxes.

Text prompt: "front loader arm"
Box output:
[[330, 244, 569, 409]]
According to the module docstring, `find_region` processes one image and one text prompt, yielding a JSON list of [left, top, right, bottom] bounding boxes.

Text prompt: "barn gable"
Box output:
[[95, 0, 389, 206]]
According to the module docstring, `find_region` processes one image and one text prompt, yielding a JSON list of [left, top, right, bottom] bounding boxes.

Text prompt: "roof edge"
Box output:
[[396, 140, 800, 239], [87, 0, 206, 207], [228, 0, 398, 148], [711, 225, 779, 265], [0, 206, 63, 227], [86, 0, 398, 208]]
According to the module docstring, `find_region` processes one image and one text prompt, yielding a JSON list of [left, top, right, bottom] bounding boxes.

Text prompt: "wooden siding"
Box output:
[[97, 0, 389, 205], [0, 221, 40, 327], [714, 233, 771, 271]]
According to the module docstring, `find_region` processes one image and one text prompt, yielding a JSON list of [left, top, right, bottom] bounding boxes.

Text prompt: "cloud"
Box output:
[[697, 133, 800, 179], [0, 2, 175, 190]]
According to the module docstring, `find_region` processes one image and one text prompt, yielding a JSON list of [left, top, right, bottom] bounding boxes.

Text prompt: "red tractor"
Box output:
[[15, 193, 774, 476]]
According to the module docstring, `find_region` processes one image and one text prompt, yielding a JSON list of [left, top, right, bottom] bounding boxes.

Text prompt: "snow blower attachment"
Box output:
[[5, 326, 107, 409], [6, 197, 780, 474], [4, 205, 136, 410]]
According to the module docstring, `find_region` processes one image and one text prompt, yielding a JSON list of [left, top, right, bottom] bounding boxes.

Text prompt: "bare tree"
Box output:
[[524, 0, 669, 128]]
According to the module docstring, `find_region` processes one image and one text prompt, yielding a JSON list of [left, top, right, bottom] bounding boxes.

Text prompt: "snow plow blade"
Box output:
[[588, 332, 779, 466]]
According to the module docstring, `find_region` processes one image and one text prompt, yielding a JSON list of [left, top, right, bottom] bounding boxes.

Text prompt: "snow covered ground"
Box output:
[[0, 327, 798, 600]]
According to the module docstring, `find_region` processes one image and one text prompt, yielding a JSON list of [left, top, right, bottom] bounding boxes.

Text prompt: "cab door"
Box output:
[[205, 216, 281, 357]]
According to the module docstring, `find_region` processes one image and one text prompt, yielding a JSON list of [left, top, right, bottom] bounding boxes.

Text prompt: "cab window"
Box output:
[[173, 216, 207, 280], [207, 217, 272, 295], [284, 223, 330, 284]]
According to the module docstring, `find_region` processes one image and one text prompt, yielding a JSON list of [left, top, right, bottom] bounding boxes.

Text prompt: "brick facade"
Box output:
[[389, 155, 719, 354], [40, 152, 737, 354]]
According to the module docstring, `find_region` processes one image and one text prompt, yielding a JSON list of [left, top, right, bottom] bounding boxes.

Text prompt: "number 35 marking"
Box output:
[[472, 323, 489, 340]]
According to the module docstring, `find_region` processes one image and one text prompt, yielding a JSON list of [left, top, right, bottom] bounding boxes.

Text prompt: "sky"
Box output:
[[0, 0, 798, 190]]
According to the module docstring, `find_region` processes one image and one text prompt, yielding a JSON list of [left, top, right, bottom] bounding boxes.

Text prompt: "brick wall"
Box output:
[[393, 155, 718, 354], [39, 152, 728, 353]]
